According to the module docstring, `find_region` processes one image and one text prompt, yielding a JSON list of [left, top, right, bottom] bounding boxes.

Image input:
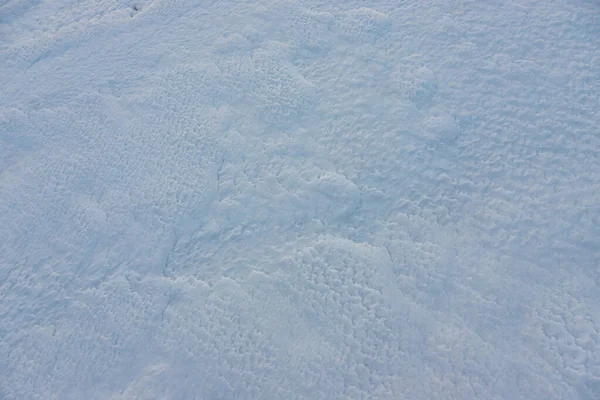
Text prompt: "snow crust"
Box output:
[[1, 0, 599, 398]]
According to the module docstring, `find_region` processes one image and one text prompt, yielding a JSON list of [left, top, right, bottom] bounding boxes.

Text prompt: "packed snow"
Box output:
[[1, 0, 599, 399]]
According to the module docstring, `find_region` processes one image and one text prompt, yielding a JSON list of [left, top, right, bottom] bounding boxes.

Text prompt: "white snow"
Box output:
[[1, 0, 599, 399]]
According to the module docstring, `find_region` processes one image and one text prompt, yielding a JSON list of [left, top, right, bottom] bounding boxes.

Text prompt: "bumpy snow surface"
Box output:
[[1, 0, 599, 398]]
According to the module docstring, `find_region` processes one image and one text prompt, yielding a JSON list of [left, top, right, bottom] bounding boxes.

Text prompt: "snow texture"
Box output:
[[1, 0, 599, 399]]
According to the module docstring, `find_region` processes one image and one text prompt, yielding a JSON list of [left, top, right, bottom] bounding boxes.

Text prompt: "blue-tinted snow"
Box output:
[[1, 0, 599, 399]]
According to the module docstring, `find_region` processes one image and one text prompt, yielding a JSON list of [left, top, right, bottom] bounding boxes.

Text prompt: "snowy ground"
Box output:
[[1, 0, 599, 399]]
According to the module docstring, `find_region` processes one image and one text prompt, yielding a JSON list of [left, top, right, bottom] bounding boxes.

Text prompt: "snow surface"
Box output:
[[1, 0, 599, 398]]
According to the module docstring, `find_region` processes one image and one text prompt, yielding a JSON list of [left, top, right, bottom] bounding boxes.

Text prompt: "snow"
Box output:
[[1, 0, 599, 398]]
